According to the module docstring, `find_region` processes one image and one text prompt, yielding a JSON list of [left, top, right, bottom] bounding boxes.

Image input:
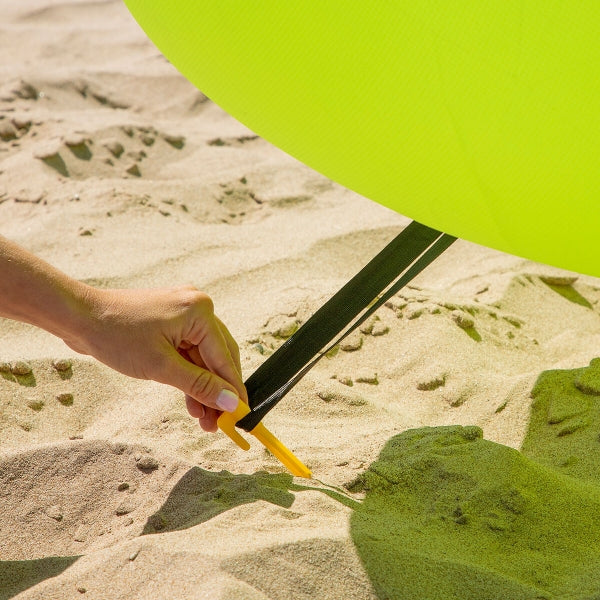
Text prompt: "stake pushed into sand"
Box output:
[[217, 399, 312, 478]]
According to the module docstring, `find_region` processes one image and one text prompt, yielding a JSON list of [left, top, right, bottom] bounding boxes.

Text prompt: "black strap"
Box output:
[[237, 221, 456, 432]]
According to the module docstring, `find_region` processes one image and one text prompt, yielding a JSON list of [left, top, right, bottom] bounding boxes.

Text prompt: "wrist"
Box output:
[[46, 280, 105, 356], [0, 235, 107, 354]]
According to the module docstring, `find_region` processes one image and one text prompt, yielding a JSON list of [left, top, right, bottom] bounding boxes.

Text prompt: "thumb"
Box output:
[[162, 347, 241, 413]]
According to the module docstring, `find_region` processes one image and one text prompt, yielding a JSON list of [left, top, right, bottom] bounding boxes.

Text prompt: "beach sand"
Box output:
[[2, 2, 600, 599]]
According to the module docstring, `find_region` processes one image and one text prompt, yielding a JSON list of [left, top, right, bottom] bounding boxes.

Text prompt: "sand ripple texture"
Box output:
[[3, 1, 600, 599]]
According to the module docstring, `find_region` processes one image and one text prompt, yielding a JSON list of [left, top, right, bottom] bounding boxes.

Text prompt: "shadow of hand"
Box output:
[[142, 467, 296, 535]]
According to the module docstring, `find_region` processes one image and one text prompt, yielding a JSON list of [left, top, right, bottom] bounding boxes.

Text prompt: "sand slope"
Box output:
[[2, 1, 600, 599], [351, 425, 600, 600]]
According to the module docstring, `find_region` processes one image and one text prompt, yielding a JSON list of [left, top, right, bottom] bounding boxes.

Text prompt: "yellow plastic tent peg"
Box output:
[[217, 400, 312, 479]]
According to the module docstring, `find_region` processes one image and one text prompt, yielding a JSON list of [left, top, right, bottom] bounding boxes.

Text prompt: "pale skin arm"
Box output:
[[0, 234, 247, 432]]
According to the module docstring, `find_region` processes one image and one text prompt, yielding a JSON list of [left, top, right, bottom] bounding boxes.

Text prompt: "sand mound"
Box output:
[[1, 458, 369, 600], [0, 358, 135, 451], [0, 440, 184, 560], [350, 425, 600, 600]]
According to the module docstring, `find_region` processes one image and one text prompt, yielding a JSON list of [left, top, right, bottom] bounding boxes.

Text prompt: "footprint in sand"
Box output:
[[32, 124, 186, 180], [215, 178, 265, 224], [214, 176, 317, 224], [64, 134, 91, 160]]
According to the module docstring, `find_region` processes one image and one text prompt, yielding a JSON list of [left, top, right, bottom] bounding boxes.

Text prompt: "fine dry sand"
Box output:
[[2, 2, 600, 599]]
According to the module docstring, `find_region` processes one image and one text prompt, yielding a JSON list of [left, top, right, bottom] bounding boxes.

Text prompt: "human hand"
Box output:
[[68, 285, 247, 432]]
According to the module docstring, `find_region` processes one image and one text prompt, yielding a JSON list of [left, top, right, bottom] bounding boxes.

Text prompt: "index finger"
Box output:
[[215, 315, 242, 378], [186, 313, 247, 403]]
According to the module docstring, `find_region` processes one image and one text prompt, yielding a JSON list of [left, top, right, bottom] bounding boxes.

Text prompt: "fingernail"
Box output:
[[216, 389, 239, 412]]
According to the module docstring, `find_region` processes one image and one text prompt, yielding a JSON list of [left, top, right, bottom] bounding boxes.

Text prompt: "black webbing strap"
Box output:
[[237, 221, 456, 432]]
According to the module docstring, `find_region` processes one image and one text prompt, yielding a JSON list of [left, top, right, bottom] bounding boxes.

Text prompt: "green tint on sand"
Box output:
[[350, 424, 600, 600], [522, 358, 600, 485]]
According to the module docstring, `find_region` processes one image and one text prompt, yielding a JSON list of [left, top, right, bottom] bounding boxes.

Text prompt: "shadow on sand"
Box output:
[[350, 359, 600, 600], [0, 555, 80, 600]]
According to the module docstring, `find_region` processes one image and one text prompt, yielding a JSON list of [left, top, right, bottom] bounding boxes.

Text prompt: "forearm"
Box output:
[[0, 235, 94, 349], [0, 235, 245, 429]]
